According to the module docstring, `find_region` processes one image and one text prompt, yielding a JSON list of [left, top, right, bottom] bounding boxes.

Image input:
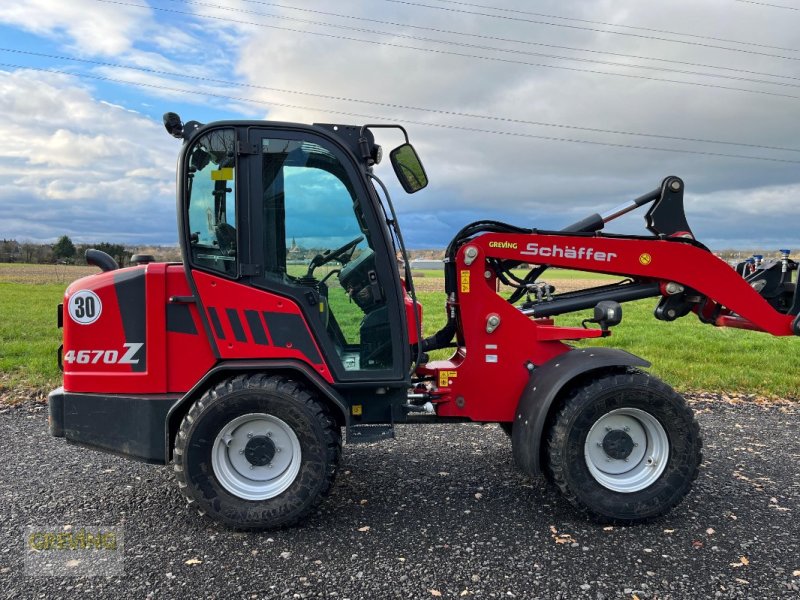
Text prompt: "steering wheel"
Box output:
[[306, 236, 364, 277]]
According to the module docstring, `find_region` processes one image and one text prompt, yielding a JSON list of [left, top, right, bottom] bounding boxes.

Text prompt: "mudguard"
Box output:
[[164, 360, 350, 463], [511, 347, 650, 476]]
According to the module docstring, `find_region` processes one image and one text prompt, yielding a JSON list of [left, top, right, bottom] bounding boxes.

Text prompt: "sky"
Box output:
[[1, 0, 800, 250]]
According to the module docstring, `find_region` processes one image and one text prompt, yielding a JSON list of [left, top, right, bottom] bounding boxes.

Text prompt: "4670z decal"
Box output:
[[63, 343, 143, 365]]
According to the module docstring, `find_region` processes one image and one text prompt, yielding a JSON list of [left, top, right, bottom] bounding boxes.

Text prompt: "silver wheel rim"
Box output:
[[212, 413, 302, 501], [584, 408, 669, 493]]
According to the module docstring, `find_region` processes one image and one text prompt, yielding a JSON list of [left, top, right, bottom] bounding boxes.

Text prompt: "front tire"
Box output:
[[174, 374, 341, 530], [547, 371, 701, 523]]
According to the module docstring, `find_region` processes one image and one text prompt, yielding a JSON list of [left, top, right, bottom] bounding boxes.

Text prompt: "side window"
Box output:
[[260, 138, 396, 372], [186, 129, 237, 276]]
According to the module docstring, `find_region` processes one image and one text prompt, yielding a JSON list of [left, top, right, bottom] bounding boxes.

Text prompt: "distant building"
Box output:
[[410, 259, 444, 270]]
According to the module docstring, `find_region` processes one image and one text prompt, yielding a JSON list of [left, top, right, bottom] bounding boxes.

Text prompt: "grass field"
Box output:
[[0, 282, 64, 394], [1, 263, 797, 400]]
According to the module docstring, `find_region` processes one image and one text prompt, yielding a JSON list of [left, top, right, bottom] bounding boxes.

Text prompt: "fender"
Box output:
[[511, 347, 650, 476], [164, 359, 350, 463]]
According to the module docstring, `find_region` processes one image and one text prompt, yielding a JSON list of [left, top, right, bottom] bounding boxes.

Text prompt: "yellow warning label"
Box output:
[[639, 253, 652, 266], [460, 270, 470, 293], [351, 404, 363, 416], [211, 167, 234, 181], [438, 370, 458, 387]]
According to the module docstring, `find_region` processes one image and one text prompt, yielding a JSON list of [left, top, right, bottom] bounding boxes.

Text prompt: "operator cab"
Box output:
[[168, 113, 427, 384]]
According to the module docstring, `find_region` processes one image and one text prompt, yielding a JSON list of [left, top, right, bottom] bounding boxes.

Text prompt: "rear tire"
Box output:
[[547, 371, 701, 523], [174, 374, 341, 530]]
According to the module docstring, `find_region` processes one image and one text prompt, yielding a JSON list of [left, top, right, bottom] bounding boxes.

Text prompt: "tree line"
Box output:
[[1, 236, 181, 266]]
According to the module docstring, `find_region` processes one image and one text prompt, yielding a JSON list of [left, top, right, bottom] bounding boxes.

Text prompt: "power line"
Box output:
[[234, 0, 800, 85], [94, 1, 800, 102], [177, 0, 800, 90], [5, 46, 800, 154], [382, 0, 800, 61], [734, 0, 799, 10], [424, 0, 800, 52], [3, 62, 800, 165]]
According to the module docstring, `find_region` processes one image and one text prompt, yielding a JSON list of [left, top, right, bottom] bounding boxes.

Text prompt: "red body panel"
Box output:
[[192, 271, 334, 384], [165, 266, 218, 391], [62, 265, 334, 394], [418, 248, 578, 422], [63, 264, 216, 394], [402, 278, 423, 345]]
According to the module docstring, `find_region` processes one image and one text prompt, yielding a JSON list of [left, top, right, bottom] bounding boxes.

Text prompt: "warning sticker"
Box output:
[[460, 270, 470, 293], [438, 370, 458, 387], [211, 167, 234, 181]]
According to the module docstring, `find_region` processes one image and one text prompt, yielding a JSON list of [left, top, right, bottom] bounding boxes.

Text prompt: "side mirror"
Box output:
[[390, 144, 428, 194]]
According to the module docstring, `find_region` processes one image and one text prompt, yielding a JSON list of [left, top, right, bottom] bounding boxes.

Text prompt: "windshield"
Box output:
[[186, 128, 237, 276]]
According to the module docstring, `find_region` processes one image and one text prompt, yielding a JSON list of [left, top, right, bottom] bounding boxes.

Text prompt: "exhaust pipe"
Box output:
[[85, 249, 119, 272]]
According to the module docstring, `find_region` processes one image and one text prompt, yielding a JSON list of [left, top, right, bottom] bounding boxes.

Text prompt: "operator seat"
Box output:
[[215, 222, 236, 256]]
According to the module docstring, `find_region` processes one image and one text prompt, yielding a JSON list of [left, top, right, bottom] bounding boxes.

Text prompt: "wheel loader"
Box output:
[[47, 113, 800, 529]]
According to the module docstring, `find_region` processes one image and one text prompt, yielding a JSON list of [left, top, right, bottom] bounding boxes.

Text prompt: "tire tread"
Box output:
[[546, 371, 702, 524], [173, 374, 341, 530]]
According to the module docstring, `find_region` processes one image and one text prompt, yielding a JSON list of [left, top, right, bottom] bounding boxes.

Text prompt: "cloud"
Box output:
[[0, 0, 152, 56], [225, 0, 800, 248], [2, 0, 800, 251], [0, 69, 178, 244]]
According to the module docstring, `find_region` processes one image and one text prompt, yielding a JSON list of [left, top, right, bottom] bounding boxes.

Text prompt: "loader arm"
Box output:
[[476, 232, 796, 337], [434, 174, 798, 341]]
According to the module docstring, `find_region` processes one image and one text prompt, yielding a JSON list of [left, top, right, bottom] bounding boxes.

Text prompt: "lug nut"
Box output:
[[239, 449, 244, 455], [247, 432, 253, 438], [276, 447, 282, 453]]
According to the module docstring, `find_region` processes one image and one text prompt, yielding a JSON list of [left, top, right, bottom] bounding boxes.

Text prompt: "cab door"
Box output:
[[237, 126, 409, 383]]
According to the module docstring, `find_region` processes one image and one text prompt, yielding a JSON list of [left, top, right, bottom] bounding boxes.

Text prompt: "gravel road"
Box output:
[[1, 396, 798, 599]]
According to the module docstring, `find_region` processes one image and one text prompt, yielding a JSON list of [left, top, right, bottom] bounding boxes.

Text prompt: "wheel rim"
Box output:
[[212, 413, 302, 501], [583, 408, 669, 493]]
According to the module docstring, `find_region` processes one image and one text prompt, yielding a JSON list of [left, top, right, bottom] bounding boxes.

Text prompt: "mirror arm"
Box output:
[[359, 124, 411, 163], [358, 124, 410, 145]]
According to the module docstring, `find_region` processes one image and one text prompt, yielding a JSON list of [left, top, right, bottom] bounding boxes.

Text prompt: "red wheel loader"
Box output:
[[48, 114, 800, 529]]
